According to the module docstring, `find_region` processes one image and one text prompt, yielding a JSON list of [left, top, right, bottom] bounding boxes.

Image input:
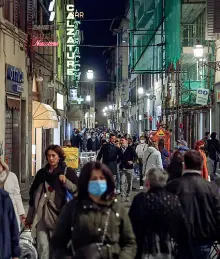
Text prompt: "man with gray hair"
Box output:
[[129, 168, 186, 259]]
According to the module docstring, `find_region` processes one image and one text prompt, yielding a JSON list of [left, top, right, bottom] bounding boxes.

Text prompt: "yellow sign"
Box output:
[[156, 128, 165, 137], [63, 147, 79, 169]]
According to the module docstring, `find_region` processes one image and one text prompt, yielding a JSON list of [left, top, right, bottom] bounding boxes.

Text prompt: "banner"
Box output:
[[63, 147, 79, 169]]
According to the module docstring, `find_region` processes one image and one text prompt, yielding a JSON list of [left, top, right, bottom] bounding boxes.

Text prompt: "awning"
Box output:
[[33, 101, 58, 128], [6, 95, 20, 110]]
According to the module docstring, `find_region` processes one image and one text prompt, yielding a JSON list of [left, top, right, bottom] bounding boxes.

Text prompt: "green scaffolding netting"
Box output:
[[181, 80, 206, 105], [165, 0, 181, 68], [129, 0, 181, 73]]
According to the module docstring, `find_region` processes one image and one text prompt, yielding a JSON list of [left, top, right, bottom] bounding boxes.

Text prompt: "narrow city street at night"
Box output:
[[1, 0, 220, 259]]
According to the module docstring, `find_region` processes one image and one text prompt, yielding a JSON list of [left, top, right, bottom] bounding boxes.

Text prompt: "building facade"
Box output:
[[109, 0, 220, 149]]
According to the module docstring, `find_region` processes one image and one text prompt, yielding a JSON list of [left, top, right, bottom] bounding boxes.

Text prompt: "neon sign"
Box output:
[[66, 4, 82, 88], [32, 38, 59, 47]]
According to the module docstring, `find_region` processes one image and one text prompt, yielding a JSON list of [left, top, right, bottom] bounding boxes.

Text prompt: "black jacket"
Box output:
[[87, 138, 99, 151], [167, 172, 220, 247], [207, 139, 220, 161], [119, 146, 137, 170], [71, 134, 82, 149], [129, 188, 186, 259], [97, 143, 121, 175]]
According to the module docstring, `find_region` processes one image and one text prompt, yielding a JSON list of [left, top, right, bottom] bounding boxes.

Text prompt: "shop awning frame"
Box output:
[[33, 101, 58, 129]]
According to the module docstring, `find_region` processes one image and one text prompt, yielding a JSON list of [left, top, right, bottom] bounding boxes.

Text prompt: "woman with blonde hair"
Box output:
[[0, 157, 25, 229]]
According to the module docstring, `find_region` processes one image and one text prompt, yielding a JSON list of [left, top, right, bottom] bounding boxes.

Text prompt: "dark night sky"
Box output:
[[76, 0, 127, 101]]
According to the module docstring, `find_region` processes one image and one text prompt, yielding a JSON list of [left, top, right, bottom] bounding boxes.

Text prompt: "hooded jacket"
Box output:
[[0, 189, 20, 259], [143, 147, 163, 176]]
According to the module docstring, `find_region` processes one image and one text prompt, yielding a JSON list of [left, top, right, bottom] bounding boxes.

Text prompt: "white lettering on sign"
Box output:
[[66, 4, 84, 88]]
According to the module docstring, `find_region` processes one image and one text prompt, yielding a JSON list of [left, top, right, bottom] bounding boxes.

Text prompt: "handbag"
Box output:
[[42, 184, 59, 231], [71, 208, 111, 259]]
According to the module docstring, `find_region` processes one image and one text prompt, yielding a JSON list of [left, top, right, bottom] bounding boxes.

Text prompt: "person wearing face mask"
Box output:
[[87, 132, 100, 152], [51, 161, 136, 259], [136, 136, 148, 189], [26, 145, 78, 259]]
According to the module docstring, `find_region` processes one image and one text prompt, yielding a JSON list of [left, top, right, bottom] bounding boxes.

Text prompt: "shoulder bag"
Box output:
[[71, 206, 111, 259]]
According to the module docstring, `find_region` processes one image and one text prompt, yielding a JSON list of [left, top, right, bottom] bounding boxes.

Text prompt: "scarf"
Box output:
[[0, 170, 8, 183]]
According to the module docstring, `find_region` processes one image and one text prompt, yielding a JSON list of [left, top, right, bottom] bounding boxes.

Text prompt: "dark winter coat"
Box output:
[[129, 188, 185, 259], [87, 137, 100, 152], [119, 146, 137, 170], [71, 134, 82, 149], [51, 198, 136, 259], [167, 172, 220, 247], [26, 162, 78, 225], [207, 139, 220, 161], [0, 189, 20, 259], [97, 143, 121, 175]]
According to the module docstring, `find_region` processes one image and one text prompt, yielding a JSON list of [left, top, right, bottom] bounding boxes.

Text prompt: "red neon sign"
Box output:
[[32, 38, 59, 47]]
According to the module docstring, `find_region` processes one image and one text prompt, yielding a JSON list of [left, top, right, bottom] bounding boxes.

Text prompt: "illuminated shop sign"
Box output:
[[6, 64, 24, 93], [66, 4, 83, 88], [32, 38, 59, 47]]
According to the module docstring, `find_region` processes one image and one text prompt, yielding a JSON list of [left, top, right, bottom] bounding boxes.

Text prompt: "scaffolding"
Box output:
[[129, 0, 181, 73]]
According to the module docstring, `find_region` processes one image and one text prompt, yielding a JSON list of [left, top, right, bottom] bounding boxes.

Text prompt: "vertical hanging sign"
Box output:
[[66, 4, 83, 89]]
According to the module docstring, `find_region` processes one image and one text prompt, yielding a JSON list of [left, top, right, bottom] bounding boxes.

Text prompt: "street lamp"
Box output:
[[193, 44, 204, 58], [86, 70, 94, 80], [86, 95, 91, 102], [104, 112, 107, 116], [138, 87, 144, 95], [105, 106, 108, 111], [109, 105, 113, 110]]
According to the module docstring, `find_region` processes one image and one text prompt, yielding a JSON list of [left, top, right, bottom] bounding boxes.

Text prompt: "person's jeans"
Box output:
[[114, 166, 120, 191], [120, 169, 134, 200], [179, 244, 211, 259], [139, 164, 143, 187]]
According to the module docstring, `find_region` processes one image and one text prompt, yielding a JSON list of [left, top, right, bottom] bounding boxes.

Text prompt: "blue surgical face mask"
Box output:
[[88, 180, 107, 197]]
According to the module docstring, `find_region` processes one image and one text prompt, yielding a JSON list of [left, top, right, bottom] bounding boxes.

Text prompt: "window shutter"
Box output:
[[206, 0, 217, 40], [214, 0, 220, 33]]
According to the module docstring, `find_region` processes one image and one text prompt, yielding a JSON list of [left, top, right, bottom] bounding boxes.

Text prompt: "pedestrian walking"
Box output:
[[97, 133, 121, 176], [167, 151, 183, 182], [158, 139, 169, 169], [0, 158, 25, 230], [136, 136, 148, 189], [51, 161, 136, 259], [26, 145, 78, 259], [177, 140, 189, 154], [119, 137, 137, 202], [0, 188, 20, 259], [70, 129, 83, 150], [195, 140, 209, 180], [87, 132, 100, 152], [167, 150, 220, 259], [207, 132, 220, 178], [143, 141, 163, 178], [129, 168, 184, 259]]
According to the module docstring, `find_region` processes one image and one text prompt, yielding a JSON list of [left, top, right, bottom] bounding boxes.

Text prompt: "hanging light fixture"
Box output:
[[193, 44, 204, 58]]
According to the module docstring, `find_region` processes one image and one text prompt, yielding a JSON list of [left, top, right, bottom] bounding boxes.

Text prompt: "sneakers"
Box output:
[[140, 186, 144, 190], [116, 190, 121, 195], [126, 197, 130, 202]]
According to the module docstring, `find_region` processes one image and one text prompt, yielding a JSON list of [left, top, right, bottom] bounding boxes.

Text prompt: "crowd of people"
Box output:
[[1, 128, 220, 259]]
